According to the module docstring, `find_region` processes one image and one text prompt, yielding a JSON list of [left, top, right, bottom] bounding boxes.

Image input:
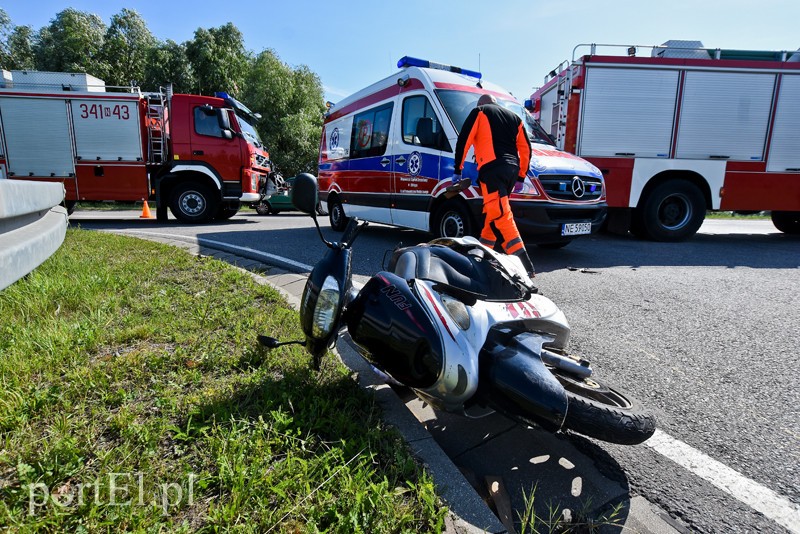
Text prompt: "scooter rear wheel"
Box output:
[[554, 371, 656, 445]]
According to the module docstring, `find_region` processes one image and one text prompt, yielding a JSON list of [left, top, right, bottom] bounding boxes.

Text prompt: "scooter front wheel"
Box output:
[[554, 371, 656, 445]]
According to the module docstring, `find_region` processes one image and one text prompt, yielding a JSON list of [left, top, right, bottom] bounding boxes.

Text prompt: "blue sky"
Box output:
[[4, 0, 798, 104]]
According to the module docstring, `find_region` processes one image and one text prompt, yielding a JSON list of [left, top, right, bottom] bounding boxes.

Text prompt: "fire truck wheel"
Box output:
[[433, 200, 473, 239], [216, 204, 240, 220], [637, 180, 705, 242], [328, 196, 349, 231], [771, 211, 800, 234], [170, 183, 218, 223]]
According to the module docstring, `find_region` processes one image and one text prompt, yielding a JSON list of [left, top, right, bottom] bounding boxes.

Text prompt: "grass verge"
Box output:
[[705, 211, 770, 220], [0, 229, 445, 532]]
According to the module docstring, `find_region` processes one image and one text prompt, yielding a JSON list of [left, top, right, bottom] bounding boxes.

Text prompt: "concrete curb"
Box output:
[[99, 228, 679, 534]]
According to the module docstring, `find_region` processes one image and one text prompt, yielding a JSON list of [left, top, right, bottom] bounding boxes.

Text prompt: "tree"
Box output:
[[0, 8, 11, 67], [142, 39, 195, 93], [33, 9, 108, 78], [185, 23, 249, 95], [242, 50, 325, 176], [100, 9, 155, 87], [0, 9, 37, 71], [6, 26, 35, 70]]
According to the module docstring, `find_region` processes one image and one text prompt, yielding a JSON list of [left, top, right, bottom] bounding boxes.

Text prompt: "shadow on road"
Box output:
[[405, 395, 634, 532]]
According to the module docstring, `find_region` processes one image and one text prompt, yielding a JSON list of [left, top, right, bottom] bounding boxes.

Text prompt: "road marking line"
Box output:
[[646, 429, 800, 533], [108, 231, 314, 272]]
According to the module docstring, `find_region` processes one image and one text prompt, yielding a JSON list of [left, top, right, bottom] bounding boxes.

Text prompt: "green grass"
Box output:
[[705, 210, 770, 220], [517, 485, 623, 533], [74, 201, 142, 211], [0, 229, 445, 532]]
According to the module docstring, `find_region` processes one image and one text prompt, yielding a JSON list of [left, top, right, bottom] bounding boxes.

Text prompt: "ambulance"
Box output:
[[317, 57, 607, 247]]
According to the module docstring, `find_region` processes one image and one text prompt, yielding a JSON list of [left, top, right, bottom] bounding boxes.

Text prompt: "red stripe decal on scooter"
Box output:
[[420, 285, 457, 342]]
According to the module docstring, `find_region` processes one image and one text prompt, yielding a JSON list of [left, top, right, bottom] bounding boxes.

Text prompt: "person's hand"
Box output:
[[451, 173, 462, 185]]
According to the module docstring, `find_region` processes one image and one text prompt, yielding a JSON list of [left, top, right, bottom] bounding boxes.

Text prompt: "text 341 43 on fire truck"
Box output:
[[528, 40, 800, 240], [0, 70, 271, 223]]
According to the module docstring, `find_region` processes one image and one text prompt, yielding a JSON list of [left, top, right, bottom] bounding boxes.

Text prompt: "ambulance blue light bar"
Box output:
[[397, 56, 482, 79]]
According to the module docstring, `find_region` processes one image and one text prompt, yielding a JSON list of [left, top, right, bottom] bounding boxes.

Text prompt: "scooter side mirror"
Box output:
[[291, 173, 319, 216]]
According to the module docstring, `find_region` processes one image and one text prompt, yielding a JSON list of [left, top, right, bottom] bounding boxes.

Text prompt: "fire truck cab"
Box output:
[[0, 70, 270, 223], [529, 41, 800, 240], [318, 57, 607, 247]]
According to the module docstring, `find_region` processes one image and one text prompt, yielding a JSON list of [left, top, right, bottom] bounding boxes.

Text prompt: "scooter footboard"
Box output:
[[477, 331, 568, 431]]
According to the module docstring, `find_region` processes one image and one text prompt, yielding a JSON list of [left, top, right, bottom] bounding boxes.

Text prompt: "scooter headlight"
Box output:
[[440, 294, 470, 330], [311, 275, 341, 339]]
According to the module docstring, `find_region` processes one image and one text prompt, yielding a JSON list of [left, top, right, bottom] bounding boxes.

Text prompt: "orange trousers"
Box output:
[[479, 183, 534, 274]]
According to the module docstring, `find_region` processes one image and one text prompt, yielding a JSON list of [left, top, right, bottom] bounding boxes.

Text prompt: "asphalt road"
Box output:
[[71, 209, 800, 532]]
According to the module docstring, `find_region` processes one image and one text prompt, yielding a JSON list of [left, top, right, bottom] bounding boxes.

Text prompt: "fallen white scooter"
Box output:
[[263, 173, 655, 445]]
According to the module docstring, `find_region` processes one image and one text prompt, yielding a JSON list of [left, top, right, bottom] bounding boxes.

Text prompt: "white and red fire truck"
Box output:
[[0, 70, 271, 223], [528, 41, 800, 240]]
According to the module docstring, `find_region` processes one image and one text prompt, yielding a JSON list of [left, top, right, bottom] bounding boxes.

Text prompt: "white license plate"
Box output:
[[561, 222, 592, 236]]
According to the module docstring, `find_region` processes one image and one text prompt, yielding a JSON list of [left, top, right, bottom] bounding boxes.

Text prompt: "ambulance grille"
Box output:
[[537, 175, 603, 202]]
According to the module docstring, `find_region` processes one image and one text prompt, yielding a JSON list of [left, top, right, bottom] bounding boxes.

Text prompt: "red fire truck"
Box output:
[[0, 70, 271, 223], [528, 41, 800, 240]]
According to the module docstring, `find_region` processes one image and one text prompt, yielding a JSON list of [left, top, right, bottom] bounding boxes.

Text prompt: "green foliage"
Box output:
[[32, 8, 108, 78], [517, 484, 624, 533], [185, 23, 249, 96], [0, 230, 445, 531], [243, 50, 326, 176], [99, 9, 155, 87], [142, 39, 195, 93], [6, 25, 35, 70], [0, 9, 34, 70]]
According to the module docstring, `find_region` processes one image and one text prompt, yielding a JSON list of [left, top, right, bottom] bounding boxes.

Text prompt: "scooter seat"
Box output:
[[389, 244, 521, 301]]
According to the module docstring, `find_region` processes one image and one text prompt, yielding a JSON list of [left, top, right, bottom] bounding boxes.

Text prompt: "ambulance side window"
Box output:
[[402, 95, 449, 151], [350, 103, 393, 159]]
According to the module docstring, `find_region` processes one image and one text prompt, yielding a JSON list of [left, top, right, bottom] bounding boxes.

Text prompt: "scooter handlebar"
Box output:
[[340, 217, 367, 248]]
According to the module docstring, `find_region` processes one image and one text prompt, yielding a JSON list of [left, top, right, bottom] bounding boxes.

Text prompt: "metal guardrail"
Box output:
[[0, 180, 68, 291]]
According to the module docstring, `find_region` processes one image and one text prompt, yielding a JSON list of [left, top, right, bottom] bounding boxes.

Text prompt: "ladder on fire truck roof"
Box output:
[[144, 86, 170, 164], [548, 60, 571, 149]]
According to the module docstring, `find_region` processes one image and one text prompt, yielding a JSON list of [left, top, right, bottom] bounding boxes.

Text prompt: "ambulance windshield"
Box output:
[[435, 90, 554, 146]]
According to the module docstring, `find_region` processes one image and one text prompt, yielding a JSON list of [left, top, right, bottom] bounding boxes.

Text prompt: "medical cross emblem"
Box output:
[[330, 128, 339, 149], [408, 151, 422, 176]]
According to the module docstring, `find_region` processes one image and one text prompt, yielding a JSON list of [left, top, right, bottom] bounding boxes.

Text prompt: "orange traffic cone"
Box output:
[[140, 201, 154, 219]]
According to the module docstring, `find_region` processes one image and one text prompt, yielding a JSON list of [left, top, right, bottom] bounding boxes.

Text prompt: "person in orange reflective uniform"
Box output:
[[453, 94, 535, 276]]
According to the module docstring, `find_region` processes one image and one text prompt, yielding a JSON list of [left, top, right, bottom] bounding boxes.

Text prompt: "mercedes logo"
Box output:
[[571, 176, 586, 198]]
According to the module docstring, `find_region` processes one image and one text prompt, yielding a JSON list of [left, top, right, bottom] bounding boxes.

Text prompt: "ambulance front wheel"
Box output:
[[170, 182, 218, 224], [328, 196, 349, 231], [433, 200, 474, 239]]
